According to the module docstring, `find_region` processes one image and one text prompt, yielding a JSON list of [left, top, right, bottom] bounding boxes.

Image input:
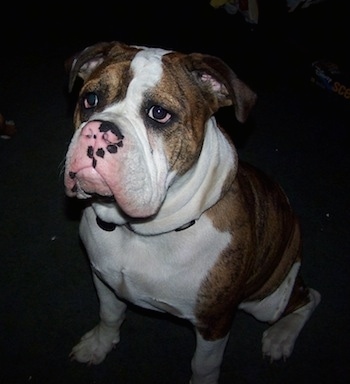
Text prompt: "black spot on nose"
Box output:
[[96, 148, 105, 158], [99, 121, 124, 140], [107, 145, 118, 154], [87, 146, 94, 158]]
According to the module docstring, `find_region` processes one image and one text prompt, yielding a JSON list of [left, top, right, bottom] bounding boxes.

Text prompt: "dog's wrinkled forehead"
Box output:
[[72, 46, 175, 126], [125, 47, 171, 104]]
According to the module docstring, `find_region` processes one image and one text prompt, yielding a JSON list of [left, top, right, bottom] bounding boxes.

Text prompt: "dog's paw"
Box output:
[[262, 323, 296, 362], [262, 288, 321, 362], [262, 312, 304, 362], [70, 324, 120, 365]]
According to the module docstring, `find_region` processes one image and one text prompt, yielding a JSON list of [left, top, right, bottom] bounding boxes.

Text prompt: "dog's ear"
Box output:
[[185, 53, 257, 123], [65, 41, 127, 92]]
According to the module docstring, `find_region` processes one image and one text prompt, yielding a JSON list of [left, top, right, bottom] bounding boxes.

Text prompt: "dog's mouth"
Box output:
[[69, 182, 116, 202], [65, 170, 160, 219], [66, 166, 114, 199], [91, 194, 116, 203]]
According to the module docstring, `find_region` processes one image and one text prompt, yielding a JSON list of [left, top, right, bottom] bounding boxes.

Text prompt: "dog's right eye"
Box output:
[[83, 92, 98, 109]]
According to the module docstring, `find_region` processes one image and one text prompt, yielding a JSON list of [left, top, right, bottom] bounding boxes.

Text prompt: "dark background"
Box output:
[[0, 1, 349, 383]]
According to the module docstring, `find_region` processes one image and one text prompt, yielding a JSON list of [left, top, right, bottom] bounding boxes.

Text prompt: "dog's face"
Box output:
[[64, 42, 256, 219]]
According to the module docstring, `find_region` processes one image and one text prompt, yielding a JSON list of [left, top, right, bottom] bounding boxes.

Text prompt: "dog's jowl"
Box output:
[[64, 41, 321, 384]]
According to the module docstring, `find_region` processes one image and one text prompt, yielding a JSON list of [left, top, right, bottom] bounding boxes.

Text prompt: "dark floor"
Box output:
[[0, 1, 349, 383]]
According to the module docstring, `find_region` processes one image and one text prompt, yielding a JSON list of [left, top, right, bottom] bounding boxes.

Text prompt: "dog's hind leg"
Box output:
[[240, 263, 321, 362], [262, 285, 321, 361], [70, 272, 127, 365]]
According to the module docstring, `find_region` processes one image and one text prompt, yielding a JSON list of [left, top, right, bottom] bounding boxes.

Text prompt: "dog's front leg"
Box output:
[[190, 329, 230, 384], [70, 273, 127, 365]]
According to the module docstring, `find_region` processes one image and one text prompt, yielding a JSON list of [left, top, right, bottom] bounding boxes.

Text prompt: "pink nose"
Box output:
[[80, 120, 124, 159]]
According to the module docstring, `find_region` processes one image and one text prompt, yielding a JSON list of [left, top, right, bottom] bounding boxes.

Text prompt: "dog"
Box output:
[[64, 41, 321, 384]]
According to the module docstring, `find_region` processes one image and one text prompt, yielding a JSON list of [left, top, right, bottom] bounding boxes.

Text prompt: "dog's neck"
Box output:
[[92, 117, 238, 235]]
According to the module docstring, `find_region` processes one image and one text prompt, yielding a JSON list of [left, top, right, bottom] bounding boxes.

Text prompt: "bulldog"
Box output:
[[64, 41, 321, 384]]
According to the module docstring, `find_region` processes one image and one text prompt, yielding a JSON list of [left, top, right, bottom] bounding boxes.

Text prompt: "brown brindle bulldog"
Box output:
[[64, 41, 321, 384]]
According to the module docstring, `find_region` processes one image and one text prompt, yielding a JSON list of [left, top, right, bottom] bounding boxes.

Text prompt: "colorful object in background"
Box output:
[[210, 0, 327, 24], [311, 60, 350, 102]]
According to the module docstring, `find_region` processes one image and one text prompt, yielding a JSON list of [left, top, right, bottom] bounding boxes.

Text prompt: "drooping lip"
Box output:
[[64, 165, 161, 219], [65, 166, 114, 198]]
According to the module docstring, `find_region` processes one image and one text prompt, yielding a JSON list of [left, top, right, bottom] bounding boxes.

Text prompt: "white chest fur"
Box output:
[[79, 206, 231, 322]]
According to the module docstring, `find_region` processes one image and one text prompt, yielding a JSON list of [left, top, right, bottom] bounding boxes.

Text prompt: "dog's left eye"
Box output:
[[83, 92, 98, 109], [147, 105, 171, 124]]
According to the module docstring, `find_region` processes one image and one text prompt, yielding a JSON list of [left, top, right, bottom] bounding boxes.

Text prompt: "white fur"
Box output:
[[70, 206, 232, 368], [80, 206, 232, 320], [191, 330, 230, 384]]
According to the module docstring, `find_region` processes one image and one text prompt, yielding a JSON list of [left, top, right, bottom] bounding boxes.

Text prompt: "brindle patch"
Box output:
[[143, 54, 218, 174], [195, 162, 302, 340], [74, 61, 135, 128]]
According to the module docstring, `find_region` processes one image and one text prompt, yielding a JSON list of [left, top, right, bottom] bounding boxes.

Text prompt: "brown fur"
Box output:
[[196, 162, 302, 339]]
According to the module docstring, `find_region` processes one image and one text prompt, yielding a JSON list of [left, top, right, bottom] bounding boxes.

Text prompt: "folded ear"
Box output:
[[185, 53, 257, 123], [65, 41, 128, 92]]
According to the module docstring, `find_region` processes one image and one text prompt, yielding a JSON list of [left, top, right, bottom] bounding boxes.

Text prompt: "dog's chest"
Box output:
[[81, 207, 231, 319]]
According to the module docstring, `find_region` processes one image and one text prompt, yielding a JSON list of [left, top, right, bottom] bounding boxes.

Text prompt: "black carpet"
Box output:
[[0, 1, 349, 383]]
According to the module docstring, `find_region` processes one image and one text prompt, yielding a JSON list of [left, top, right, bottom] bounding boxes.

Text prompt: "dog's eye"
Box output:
[[148, 105, 171, 124], [83, 92, 98, 109]]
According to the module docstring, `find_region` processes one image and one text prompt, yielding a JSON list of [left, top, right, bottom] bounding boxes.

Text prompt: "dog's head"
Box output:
[[64, 41, 256, 224]]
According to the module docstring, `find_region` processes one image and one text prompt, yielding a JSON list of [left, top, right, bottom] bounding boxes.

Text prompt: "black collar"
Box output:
[[96, 216, 196, 233], [96, 216, 117, 231], [174, 220, 196, 231]]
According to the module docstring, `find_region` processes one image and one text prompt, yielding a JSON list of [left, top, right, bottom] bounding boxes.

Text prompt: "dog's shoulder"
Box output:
[[205, 160, 294, 236]]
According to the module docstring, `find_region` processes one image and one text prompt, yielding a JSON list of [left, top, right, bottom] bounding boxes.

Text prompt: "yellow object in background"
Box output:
[[210, 0, 230, 8]]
